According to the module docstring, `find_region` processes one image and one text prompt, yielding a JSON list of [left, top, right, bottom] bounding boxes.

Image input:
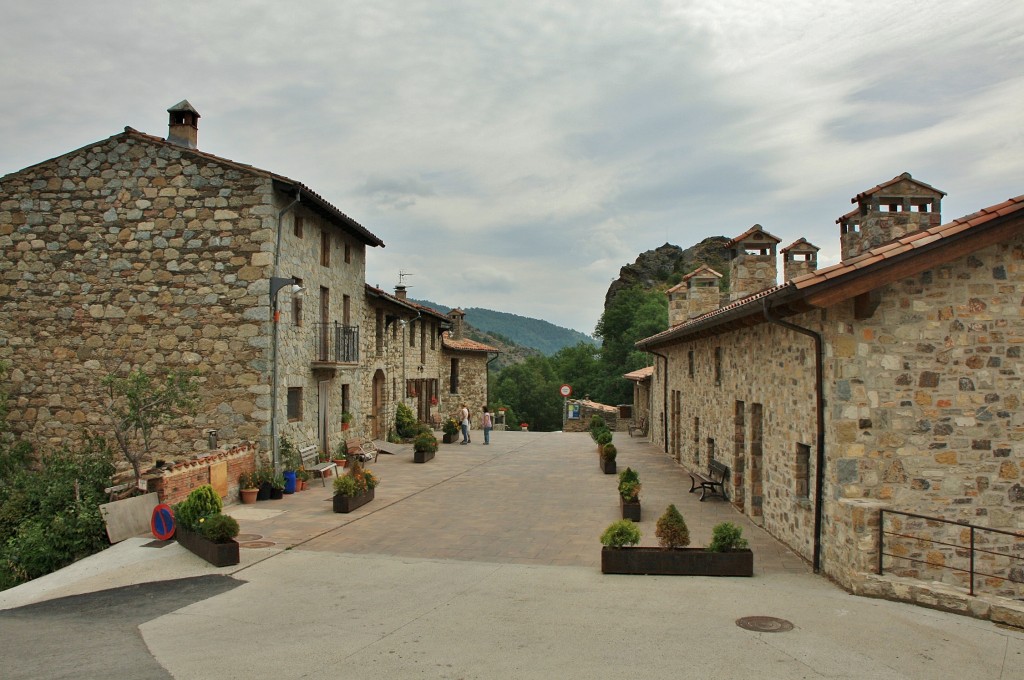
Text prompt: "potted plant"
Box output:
[[238, 470, 258, 504], [600, 442, 617, 474], [334, 441, 348, 469], [256, 464, 274, 500], [341, 411, 354, 431], [173, 484, 240, 567], [520, 422, 528, 431], [280, 435, 300, 494], [269, 472, 285, 500], [442, 417, 460, 444], [618, 467, 641, 521], [332, 461, 379, 513], [413, 431, 438, 463], [600, 508, 753, 576], [296, 467, 310, 491]]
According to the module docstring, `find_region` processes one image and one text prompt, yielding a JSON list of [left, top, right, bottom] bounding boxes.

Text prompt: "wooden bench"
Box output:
[[300, 444, 336, 487], [628, 416, 648, 438], [346, 438, 379, 464], [688, 459, 729, 501]]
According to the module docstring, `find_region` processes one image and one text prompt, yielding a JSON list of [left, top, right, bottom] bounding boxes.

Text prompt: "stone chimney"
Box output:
[[838, 172, 945, 260], [394, 284, 408, 300], [448, 308, 465, 340], [726, 225, 780, 301], [167, 100, 200, 149], [781, 239, 819, 281], [667, 265, 723, 326]]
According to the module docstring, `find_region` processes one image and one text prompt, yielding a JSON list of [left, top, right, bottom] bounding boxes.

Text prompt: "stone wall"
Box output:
[[445, 350, 490, 421], [647, 233, 1024, 592], [0, 131, 276, 461], [729, 253, 776, 301]]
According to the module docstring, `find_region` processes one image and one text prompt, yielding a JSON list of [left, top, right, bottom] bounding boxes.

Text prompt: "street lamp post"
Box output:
[[270, 276, 305, 472]]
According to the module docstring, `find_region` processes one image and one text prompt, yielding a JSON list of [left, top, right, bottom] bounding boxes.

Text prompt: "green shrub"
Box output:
[[617, 467, 640, 502], [333, 465, 378, 497], [602, 443, 617, 462], [442, 417, 459, 436], [708, 522, 749, 552], [589, 415, 606, 437], [333, 474, 357, 497], [600, 519, 641, 548], [595, 429, 612, 447], [198, 513, 239, 543], [655, 504, 690, 549], [174, 484, 223, 531], [0, 436, 115, 591], [279, 435, 301, 472], [413, 431, 438, 454], [395, 402, 417, 438]]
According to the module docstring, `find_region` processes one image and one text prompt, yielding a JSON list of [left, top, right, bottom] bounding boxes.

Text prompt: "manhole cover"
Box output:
[[736, 616, 794, 633], [240, 541, 275, 549], [236, 533, 263, 542]]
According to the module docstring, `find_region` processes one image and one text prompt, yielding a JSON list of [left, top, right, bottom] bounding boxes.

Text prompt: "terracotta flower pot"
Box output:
[[240, 488, 258, 504]]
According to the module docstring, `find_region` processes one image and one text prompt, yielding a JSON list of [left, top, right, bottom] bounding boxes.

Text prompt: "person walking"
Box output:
[[481, 406, 492, 445], [460, 403, 471, 444]]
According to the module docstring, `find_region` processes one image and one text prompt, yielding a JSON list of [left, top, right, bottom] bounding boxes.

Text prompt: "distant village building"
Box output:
[[0, 101, 494, 480], [635, 174, 1024, 613]]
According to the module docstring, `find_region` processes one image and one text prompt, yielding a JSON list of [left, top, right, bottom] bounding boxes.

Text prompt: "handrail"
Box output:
[[878, 509, 1024, 597], [311, 322, 359, 363]]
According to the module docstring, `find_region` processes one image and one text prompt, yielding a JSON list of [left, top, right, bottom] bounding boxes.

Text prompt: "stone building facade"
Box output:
[[636, 175, 1024, 606], [442, 308, 498, 422], [0, 101, 385, 471]]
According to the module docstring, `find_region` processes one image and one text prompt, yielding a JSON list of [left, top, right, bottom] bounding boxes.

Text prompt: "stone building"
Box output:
[[0, 101, 388, 469], [363, 284, 452, 439], [441, 308, 499, 422], [636, 174, 1024, 609]]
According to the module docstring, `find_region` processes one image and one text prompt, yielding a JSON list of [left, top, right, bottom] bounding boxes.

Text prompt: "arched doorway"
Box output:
[[372, 369, 386, 439]]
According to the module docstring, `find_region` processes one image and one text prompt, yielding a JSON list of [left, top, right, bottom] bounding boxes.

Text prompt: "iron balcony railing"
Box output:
[[879, 509, 1024, 597], [312, 322, 359, 363]]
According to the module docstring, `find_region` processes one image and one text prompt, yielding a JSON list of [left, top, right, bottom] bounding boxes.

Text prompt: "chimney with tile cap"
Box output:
[[726, 225, 780, 301], [666, 265, 723, 326], [838, 172, 945, 260], [781, 239, 819, 281], [167, 100, 200, 149]]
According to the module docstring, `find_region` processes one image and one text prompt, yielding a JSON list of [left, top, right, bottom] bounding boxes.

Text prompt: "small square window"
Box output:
[[287, 387, 303, 421], [294, 215, 304, 238]]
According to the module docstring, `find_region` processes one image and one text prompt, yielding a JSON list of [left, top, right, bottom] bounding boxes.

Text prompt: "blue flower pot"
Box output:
[[283, 470, 297, 494]]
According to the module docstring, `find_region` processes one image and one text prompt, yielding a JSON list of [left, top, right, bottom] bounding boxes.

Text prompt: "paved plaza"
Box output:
[[2, 431, 1023, 679]]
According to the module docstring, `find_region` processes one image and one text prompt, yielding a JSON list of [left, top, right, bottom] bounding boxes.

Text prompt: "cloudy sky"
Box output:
[[2, 1, 1022, 335]]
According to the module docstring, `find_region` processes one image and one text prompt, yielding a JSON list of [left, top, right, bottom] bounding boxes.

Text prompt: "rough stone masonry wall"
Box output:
[[0, 133, 275, 460], [825, 236, 1024, 597], [729, 254, 776, 301], [445, 351, 490, 424], [651, 318, 821, 560]]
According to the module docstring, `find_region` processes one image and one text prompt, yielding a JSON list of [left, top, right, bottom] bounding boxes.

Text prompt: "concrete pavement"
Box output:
[[2, 431, 1023, 679]]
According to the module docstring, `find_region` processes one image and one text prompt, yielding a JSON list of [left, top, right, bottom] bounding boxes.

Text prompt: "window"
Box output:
[[294, 215, 304, 238], [450, 358, 460, 393], [796, 443, 811, 498], [430, 322, 436, 350], [420, 321, 426, 363], [344, 242, 352, 264], [375, 308, 384, 355], [287, 387, 303, 421], [688, 350, 694, 378], [343, 294, 351, 326], [320, 229, 330, 267], [693, 417, 700, 463], [714, 347, 722, 385], [409, 319, 416, 347], [707, 438, 715, 463], [341, 384, 350, 416], [292, 277, 303, 327]]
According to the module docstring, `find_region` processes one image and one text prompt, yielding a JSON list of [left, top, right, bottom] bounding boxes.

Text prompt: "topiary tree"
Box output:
[[617, 467, 640, 502], [602, 443, 617, 462], [173, 484, 223, 531], [708, 521, 749, 552], [655, 504, 690, 549], [600, 519, 641, 548], [395, 402, 417, 439]]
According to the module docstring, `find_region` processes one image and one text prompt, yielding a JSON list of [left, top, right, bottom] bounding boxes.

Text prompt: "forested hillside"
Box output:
[[413, 300, 595, 355]]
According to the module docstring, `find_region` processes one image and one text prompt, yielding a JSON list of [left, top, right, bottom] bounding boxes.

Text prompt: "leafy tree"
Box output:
[[101, 368, 200, 485], [492, 356, 562, 431]]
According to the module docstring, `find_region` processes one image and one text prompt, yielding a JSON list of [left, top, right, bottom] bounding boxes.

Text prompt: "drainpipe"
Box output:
[[269, 191, 301, 471], [763, 298, 825, 574], [647, 349, 670, 454]]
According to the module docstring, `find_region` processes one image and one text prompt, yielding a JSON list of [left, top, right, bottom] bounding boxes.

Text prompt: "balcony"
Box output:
[[311, 322, 359, 371]]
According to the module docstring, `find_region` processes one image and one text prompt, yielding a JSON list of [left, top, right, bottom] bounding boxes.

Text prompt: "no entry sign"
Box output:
[[559, 384, 572, 398]]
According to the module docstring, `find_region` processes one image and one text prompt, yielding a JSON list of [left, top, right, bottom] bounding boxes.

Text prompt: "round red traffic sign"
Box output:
[[151, 503, 176, 541], [559, 384, 572, 397]]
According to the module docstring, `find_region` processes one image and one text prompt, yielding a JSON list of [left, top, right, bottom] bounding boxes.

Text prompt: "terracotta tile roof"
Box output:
[[638, 193, 1024, 349], [852, 171, 946, 204], [623, 366, 654, 382], [441, 332, 499, 353], [836, 206, 861, 224], [682, 264, 723, 281], [780, 238, 819, 254], [577, 399, 617, 414], [725, 225, 781, 249]]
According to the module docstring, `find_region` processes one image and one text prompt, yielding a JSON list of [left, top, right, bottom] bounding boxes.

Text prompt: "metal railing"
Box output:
[[879, 509, 1024, 597], [312, 322, 359, 363]]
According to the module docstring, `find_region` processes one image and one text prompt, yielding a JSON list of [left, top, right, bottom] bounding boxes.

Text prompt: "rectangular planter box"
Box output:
[[601, 547, 753, 576], [176, 527, 240, 567], [620, 498, 641, 521], [414, 449, 435, 463], [442, 433, 457, 444], [601, 457, 617, 474], [333, 487, 374, 513]]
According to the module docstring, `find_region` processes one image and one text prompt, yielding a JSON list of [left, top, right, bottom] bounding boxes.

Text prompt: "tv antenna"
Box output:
[[398, 270, 414, 288]]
